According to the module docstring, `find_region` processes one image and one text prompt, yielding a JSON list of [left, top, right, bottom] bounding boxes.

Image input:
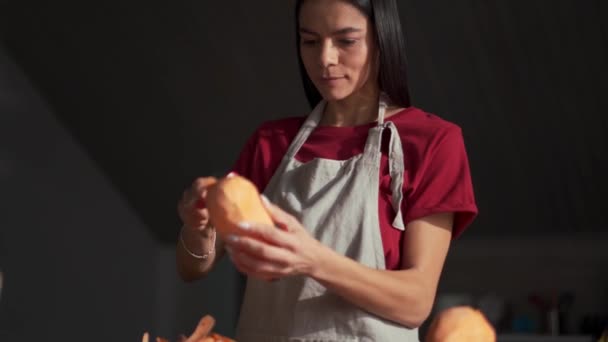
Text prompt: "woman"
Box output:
[[177, 0, 477, 341]]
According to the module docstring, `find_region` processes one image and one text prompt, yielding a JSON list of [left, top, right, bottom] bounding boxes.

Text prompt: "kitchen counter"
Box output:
[[498, 334, 595, 342]]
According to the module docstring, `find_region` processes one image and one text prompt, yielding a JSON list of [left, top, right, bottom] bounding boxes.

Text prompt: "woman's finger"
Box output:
[[189, 177, 216, 208], [229, 249, 287, 279], [260, 195, 300, 232], [235, 221, 296, 250], [225, 235, 291, 267]]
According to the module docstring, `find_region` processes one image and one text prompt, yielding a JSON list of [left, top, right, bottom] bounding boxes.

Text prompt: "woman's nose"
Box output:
[[319, 41, 338, 68]]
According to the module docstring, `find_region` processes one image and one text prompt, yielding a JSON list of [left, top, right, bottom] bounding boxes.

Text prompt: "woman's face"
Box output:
[[299, 0, 378, 102]]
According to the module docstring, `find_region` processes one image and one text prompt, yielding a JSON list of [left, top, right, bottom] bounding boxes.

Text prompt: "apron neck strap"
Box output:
[[285, 93, 390, 159], [376, 92, 390, 125]]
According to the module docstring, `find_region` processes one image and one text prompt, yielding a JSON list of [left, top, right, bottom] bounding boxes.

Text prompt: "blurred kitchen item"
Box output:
[[548, 308, 560, 336], [529, 292, 563, 334], [511, 315, 536, 334], [508, 296, 538, 333], [558, 292, 575, 334], [548, 294, 560, 336], [477, 293, 506, 328]]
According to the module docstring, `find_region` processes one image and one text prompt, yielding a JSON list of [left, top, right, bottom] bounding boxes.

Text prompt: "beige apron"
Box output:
[[236, 97, 418, 342]]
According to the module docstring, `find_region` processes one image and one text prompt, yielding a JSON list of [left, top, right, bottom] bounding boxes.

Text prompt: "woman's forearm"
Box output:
[[310, 246, 434, 328], [176, 226, 224, 282]]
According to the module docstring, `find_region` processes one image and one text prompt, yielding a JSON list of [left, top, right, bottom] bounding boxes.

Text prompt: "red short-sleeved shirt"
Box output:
[[231, 107, 478, 270]]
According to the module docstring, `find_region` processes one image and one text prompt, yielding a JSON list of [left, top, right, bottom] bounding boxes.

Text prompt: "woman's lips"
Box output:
[[320, 76, 346, 86]]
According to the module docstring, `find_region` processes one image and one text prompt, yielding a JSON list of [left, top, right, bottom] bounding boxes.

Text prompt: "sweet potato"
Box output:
[[206, 174, 273, 238], [425, 306, 496, 342]]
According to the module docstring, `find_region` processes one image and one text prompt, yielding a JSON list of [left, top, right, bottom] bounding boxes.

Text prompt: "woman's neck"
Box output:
[[321, 89, 380, 127]]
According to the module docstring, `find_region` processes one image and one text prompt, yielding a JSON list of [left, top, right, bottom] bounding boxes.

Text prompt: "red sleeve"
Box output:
[[229, 129, 269, 192], [229, 121, 296, 193], [403, 126, 478, 239]]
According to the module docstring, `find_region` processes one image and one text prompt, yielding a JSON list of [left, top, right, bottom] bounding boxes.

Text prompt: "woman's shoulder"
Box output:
[[233, 116, 307, 182], [390, 106, 462, 134], [389, 106, 464, 144]]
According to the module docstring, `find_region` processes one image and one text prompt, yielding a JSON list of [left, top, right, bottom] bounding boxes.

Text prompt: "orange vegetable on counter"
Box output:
[[425, 306, 496, 342]]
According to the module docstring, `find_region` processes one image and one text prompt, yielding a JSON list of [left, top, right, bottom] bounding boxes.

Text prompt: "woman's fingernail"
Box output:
[[226, 235, 239, 243], [237, 222, 251, 230], [227, 172, 236, 178], [260, 195, 270, 206]]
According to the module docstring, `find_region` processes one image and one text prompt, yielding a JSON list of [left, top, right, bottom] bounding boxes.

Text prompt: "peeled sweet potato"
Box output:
[[206, 174, 273, 239], [425, 306, 496, 342], [142, 314, 235, 342]]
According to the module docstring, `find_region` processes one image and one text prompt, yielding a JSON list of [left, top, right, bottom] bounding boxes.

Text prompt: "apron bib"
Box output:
[[236, 96, 418, 342]]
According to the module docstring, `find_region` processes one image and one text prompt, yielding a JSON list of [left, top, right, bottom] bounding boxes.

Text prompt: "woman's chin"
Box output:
[[319, 89, 353, 102]]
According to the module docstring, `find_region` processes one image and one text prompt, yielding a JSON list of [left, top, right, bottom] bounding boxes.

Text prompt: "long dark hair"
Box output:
[[295, 0, 411, 108]]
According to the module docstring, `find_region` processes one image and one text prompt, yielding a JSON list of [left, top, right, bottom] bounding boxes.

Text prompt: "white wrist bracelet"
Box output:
[[179, 226, 216, 260]]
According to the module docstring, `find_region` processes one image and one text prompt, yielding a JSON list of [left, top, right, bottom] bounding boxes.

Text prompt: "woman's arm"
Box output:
[[224, 200, 453, 328], [176, 225, 226, 282], [176, 177, 226, 282], [311, 213, 453, 328]]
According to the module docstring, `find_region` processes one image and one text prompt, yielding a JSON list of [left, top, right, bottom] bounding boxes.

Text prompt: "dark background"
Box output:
[[1, 0, 606, 341]]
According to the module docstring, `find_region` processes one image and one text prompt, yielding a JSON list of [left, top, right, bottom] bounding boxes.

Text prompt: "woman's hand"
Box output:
[[224, 196, 326, 281], [177, 177, 217, 231], [176, 176, 222, 281]]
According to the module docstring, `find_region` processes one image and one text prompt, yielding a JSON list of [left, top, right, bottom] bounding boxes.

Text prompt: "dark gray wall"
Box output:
[[0, 46, 239, 341], [0, 0, 308, 243], [399, 1, 608, 236]]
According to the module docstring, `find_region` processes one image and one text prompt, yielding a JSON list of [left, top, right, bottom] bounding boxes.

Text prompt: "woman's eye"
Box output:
[[339, 39, 357, 46]]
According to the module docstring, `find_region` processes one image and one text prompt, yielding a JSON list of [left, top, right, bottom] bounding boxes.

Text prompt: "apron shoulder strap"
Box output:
[[384, 121, 406, 231]]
